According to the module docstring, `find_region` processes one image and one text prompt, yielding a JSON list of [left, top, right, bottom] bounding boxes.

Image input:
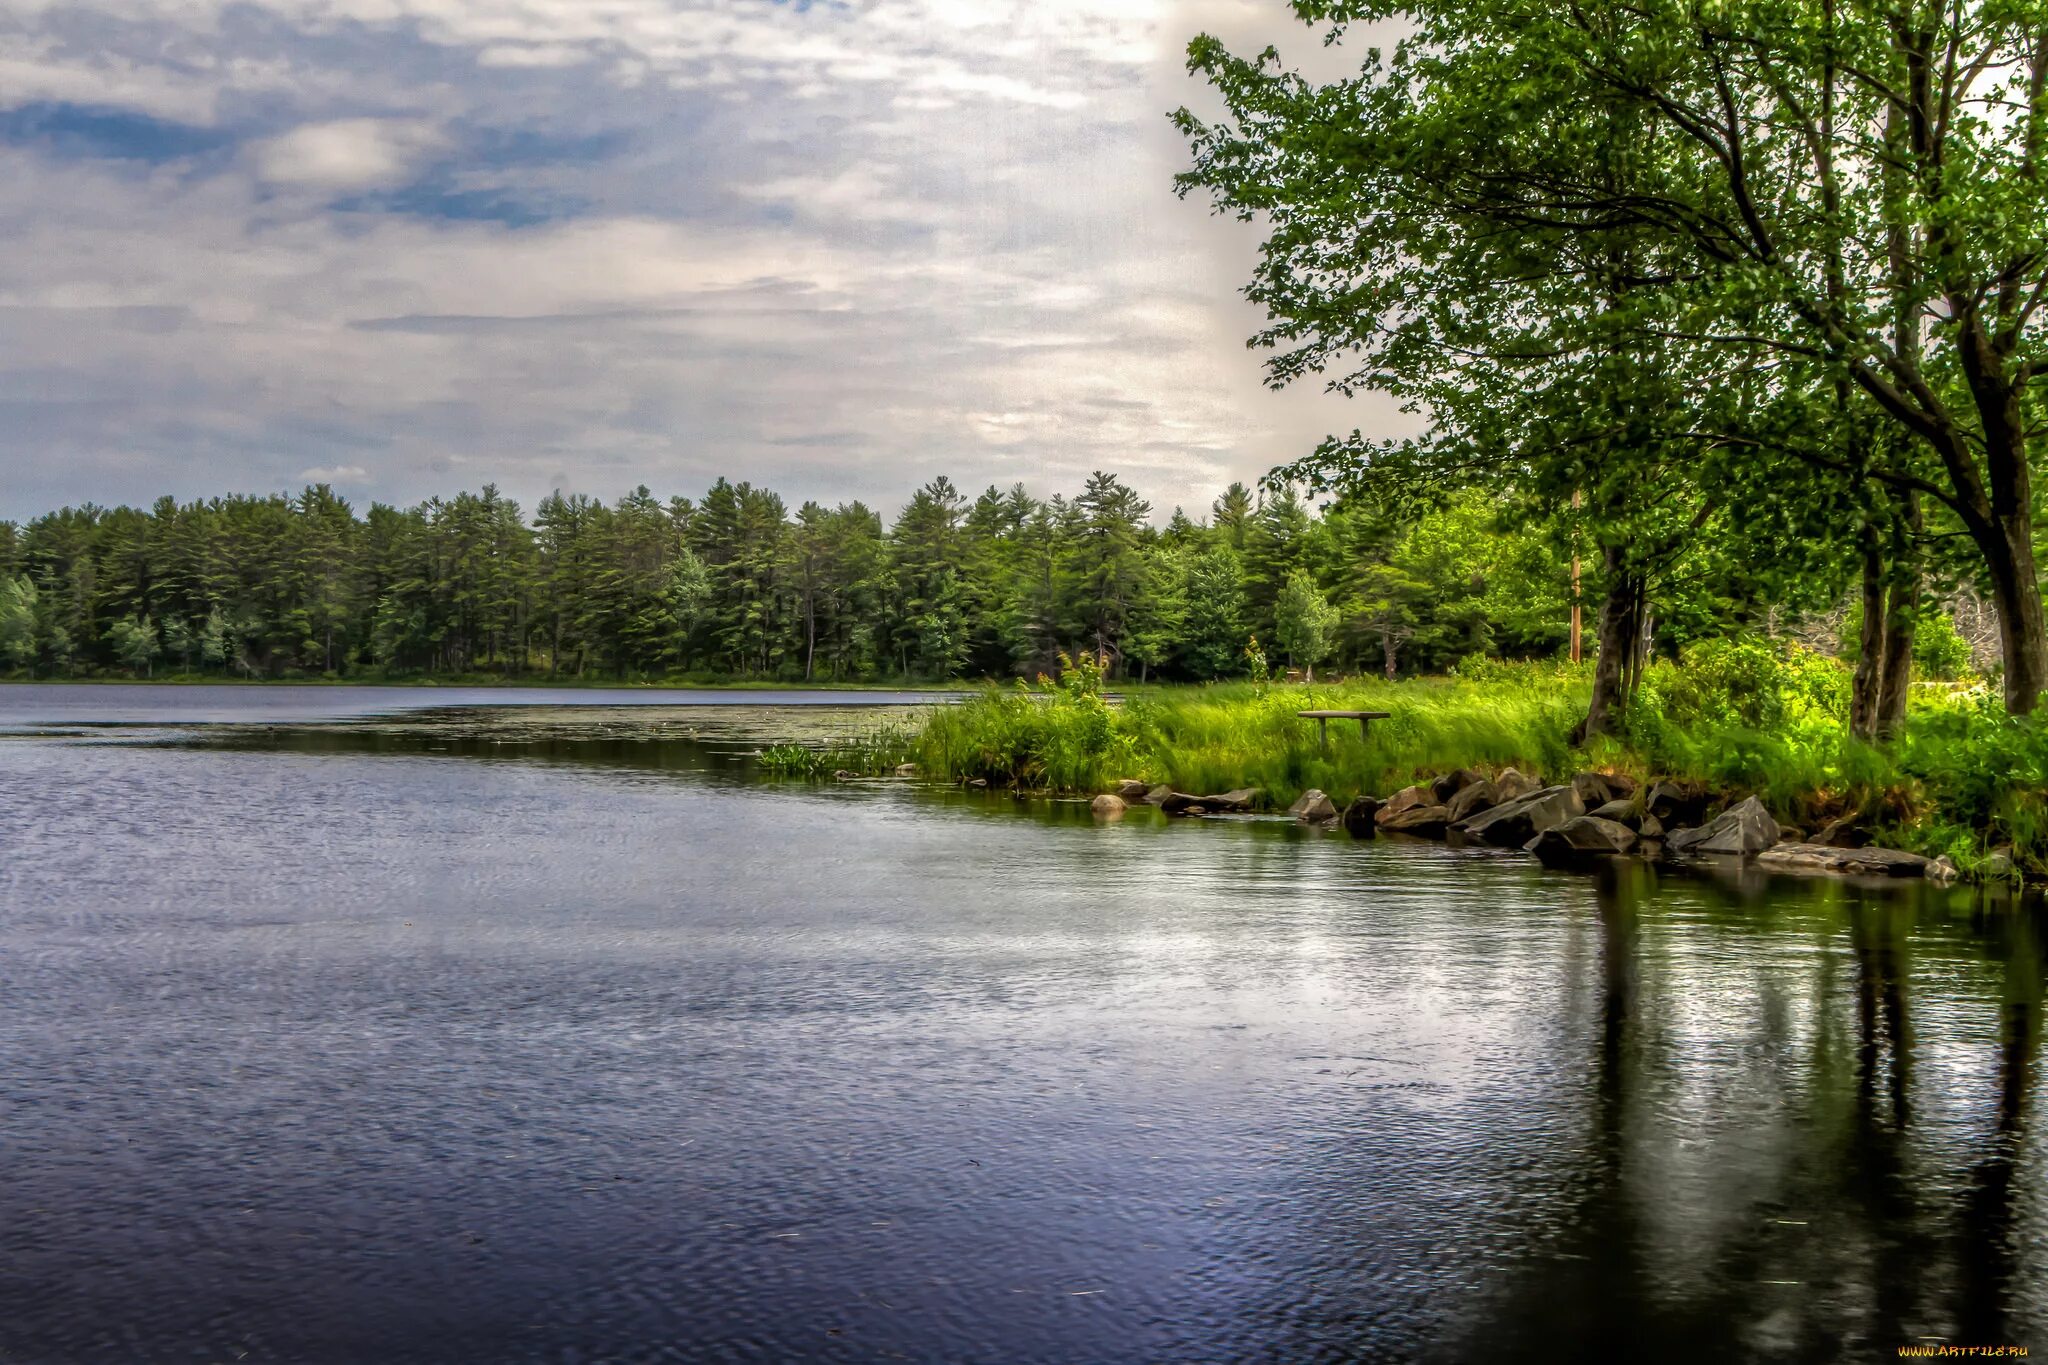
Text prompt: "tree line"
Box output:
[[0, 474, 1587, 684], [1176, 0, 2048, 740]]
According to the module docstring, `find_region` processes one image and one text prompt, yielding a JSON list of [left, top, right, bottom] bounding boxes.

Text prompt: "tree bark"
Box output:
[[1576, 546, 1645, 743], [1380, 627, 1397, 680]]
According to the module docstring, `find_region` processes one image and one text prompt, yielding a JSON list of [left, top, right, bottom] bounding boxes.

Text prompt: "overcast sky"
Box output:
[[0, 0, 1410, 523]]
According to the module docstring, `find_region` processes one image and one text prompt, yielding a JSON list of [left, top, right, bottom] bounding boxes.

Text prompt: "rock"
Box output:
[[1776, 826, 1806, 844], [1378, 803, 1452, 838], [1177, 804, 1210, 818], [894, 762, 922, 778], [1458, 784, 1585, 847], [1145, 784, 1173, 806], [833, 769, 859, 782], [1114, 779, 1150, 800], [1091, 794, 1127, 818], [1571, 773, 1625, 808], [1527, 815, 1640, 867], [1493, 768, 1541, 802], [966, 778, 990, 789], [1446, 779, 1500, 823], [1755, 843, 1930, 878], [1603, 773, 1639, 798], [1811, 815, 1870, 849], [1644, 780, 1710, 825], [1380, 784, 1434, 819], [1200, 788, 1259, 812], [1432, 768, 1487, 802], [1638, 812, 1665, 839], [1290, 789, 1339, 823], [1983, 850, 2018, 881], [1341, 797, 1382, 838], [1929, 855, 1962, 883], [1157, 791, 1208, 815], [1666, 796, 1780, 857], [1589, 797, 1639, 828]]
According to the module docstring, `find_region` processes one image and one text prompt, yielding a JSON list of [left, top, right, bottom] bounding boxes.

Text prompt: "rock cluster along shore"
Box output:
[[1100, 769, 1972, 885]]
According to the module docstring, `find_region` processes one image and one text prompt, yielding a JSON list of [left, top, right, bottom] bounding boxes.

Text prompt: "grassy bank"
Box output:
[[878, 650, 2048, 878]]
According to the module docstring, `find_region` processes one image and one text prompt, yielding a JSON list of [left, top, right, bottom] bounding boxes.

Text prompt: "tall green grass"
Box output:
[[900, 647, 2048, 877]]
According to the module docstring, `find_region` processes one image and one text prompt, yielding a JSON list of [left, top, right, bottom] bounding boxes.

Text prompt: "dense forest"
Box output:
[[0, 475, 1598, 685]]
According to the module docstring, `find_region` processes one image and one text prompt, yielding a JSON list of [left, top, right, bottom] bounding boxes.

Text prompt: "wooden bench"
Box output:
[[1299, 709, 1392, 756]]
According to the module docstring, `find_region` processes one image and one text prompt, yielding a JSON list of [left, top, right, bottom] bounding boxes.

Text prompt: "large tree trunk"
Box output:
[[1985, 511, 2048, 716], [1575, 546, 1646, 743]]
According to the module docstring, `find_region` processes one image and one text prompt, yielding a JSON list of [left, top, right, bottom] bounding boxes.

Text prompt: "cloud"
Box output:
[[250, 118, 447, 191], [298, 464, 369, 483], [0, 0, 1404, 523]]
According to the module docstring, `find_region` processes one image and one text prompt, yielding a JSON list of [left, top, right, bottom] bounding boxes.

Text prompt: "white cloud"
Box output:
[[249, 118, 447, 191], [0, 0, 1405, 521]]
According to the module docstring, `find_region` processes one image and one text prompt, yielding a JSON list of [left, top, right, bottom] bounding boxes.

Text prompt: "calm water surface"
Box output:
[[0, 685, 2041, 1362]]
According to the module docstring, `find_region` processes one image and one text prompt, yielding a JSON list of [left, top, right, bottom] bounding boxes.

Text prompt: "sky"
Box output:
[[0, 0, 1409, 523]]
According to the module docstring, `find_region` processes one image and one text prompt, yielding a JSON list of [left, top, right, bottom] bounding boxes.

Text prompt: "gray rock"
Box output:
[[1811, 815, 1871, 849], [1776, 826, 1806, 845], [1291, 789, 1339, 823], [1589, 797, 1640, 827], [1145, 784, 1173, 806], [1929, 855, 1962, 884], [1493, 768, 1541, 802], [1644, 780, 1710, 825], [1341, 797, 1382, 838], [1200, 788, 1259, 812], [1457, 784, 1586, 847], [1983, 851, 2018, 881], [1091, 794, 1127, 818], [1380, 784, 1433, 818], [1114, 779, 1151, 800], [1638, 812, 1665, 839], [1446, 779, 1500, 823], [1158, 791, 1211, 815], [1527, 815, 1640, 867], [1378, 803, 1452, 838], [1432, 768, 1487, 802], [1571, 773, 1625, 808], [1667, 796, 1780, 857], [894, 762, 922, 779], [1755, 843, 1930, 878]]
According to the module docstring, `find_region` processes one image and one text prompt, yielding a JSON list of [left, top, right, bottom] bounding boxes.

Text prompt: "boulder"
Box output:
[[1589, 797, 1639, 828], [1090, 794, 1127, 819], [1341, 797, 1383, 838], [1644, 780, 1711, 825], [1493, 768, 1541, 802], [1527, 815, 1640, 867], [1983, 850, 2018, 881], [894, 762, 922, 778], [1432, 768, 1488, 802], [1457, 784, 1585, 847], [1144, 784, 1174, 806], [1638, 812, 1665, 839], [1446, 779, 1500, 823], [833, 769, 859, 782], [1571, 772, 1625, 808], [1755, 843, 1930, 878], [1199, 788, 1259, 813], [1667, 796, 1780, 857], [1114, 779, 1151, 801], [1381, 784, 1433, 818], [1291, 789, 1339, 823], [1929, 855, 1962, 883], [1776, 826, 1806, 845], [1378, 803, 1452, 838], [1157, 791, 1208, 815], [1811, 814, 1871, 849]]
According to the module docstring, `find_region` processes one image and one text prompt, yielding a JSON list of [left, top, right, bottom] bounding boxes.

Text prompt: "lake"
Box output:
[[0, 685, 2040, 1362]]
